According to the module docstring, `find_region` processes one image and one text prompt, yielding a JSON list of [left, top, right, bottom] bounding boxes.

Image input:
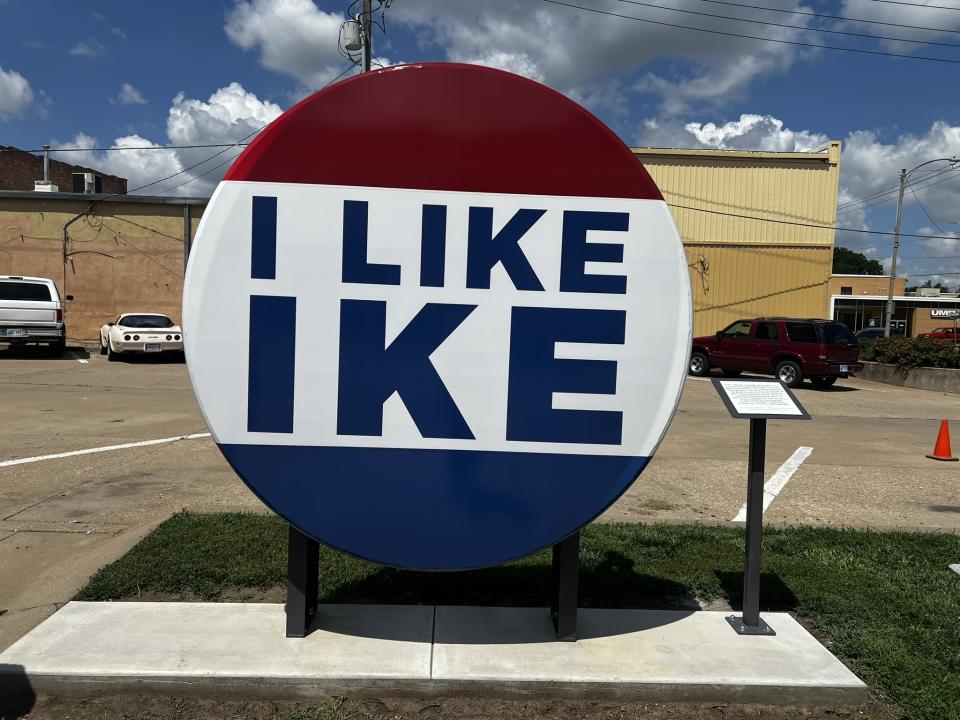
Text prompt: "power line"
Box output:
[[909, 183, 948, 234], [836, 165, 952, 210], [1, 143, 251, 154], [837, 167, 960, 215], [855, 0, 960, 10], [670, 201, 960, 239], [691, 0, 960, 35], [542, 0, 960, 62], [146, 147, 245, 196], [613, 0, 960, 48]]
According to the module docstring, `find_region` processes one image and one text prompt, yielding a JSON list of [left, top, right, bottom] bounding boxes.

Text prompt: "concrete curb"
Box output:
[[857, 361, 960, 394], [0, 602, 867, 704]]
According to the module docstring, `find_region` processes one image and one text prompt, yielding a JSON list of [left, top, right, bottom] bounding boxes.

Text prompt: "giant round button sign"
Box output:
[[184, 63, 691, 571]]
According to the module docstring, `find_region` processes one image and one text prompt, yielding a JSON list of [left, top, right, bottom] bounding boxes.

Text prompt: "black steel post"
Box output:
[[285, 525, 319, 638], [743, 417, 765, 627], [727, 418, 776, 635], [551, 531, 580, 642]]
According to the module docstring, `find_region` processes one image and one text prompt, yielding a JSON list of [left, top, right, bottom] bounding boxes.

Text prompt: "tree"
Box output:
[[833, 246, 883, 275]]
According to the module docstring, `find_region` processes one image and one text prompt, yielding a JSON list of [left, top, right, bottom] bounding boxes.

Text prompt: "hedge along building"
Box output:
[[633, 143, 841, 336], [0, 190, 206, 340]]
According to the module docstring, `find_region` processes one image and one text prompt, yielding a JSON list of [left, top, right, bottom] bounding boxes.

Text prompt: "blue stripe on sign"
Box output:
[[251, 196, 278, 280], [217, 443, 649, 570], [247, 295, 296, 433]]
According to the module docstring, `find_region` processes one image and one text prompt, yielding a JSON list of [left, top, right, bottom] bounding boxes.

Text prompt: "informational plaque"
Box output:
[[711, 378, 809, 420]]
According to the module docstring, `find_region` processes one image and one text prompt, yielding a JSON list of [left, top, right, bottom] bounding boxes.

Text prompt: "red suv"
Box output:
[[689, 318, 863, 388]]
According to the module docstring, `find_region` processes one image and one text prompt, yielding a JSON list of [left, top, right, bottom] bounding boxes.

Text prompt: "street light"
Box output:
[[884, 156, 960, 337]]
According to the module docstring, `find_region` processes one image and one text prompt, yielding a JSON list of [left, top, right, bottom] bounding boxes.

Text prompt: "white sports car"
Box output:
[[100, 313, 183, 361]]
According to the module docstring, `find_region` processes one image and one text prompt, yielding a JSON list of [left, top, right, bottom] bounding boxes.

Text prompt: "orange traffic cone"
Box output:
[[926, 420, 959, 462]]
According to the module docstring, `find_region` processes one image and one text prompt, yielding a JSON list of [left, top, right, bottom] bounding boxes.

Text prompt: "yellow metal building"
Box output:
[[633, 143, 841, 337]]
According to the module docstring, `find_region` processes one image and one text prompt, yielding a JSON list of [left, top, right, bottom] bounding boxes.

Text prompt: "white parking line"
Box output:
[[732, 446, 813, 523], [0, 432, 212, 468], [76, 359, 89, 364]]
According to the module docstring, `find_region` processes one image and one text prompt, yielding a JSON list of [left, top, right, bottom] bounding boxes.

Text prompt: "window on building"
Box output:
[[840, 286, 853, 295]]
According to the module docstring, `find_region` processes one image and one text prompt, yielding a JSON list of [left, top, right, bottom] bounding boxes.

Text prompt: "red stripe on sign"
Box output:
[[226, 63, 662, 201]]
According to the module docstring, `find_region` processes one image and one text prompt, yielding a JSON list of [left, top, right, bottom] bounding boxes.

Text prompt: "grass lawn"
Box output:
[[77, 513, 960, 720]]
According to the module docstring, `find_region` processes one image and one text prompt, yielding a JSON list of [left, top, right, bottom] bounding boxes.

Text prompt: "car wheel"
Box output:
[[811, 376, 837, 388], [722, 369, 742, 377], [689, 351, 710, 377], [107, 343, 119, 362], [775, 360, 803, 388], [100, 336, 108, 355]]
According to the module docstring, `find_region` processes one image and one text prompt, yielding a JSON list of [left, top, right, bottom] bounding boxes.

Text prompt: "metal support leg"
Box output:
[[551, 531, 580, 642], [727, 418, 776, 636], [285, 525, 319, 638]]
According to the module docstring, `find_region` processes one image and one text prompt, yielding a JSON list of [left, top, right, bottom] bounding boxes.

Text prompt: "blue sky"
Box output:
[[2, 0, 960, 285]]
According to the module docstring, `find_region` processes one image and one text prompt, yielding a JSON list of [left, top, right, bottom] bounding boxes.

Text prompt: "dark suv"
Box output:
[[689, 318, 862, 388]]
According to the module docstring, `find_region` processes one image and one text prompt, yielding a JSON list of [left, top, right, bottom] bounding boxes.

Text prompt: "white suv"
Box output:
[[0, 276, 70, 357]]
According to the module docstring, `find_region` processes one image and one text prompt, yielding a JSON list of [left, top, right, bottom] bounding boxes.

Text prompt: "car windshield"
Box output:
[[822, 322, 857, 344], [120, 315, 174, 329], [0, 281, 52, 301]]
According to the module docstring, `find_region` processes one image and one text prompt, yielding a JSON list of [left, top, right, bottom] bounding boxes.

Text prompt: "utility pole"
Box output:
[[361, 0, 372, 73], [884, 168, 906, 338], [883, 156, 959, 338]]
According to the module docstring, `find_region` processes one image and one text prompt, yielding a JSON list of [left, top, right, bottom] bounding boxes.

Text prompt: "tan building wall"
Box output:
[[3, 144, 843, 341], [0, 192, 205, 339], [829, 274, 906, 297], [912, 306, 960, 337], [634, 143, 841, 336]]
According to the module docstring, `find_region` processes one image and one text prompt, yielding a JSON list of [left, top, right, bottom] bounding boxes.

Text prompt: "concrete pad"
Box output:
[[0, 602, 435, 699], [432, 607, 865, 703], [0, 602, 866, 703]]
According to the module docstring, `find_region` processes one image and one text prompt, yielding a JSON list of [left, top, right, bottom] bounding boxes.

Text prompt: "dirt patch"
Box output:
[[9, 694, 896, 720], [125, 586, 287, 604]]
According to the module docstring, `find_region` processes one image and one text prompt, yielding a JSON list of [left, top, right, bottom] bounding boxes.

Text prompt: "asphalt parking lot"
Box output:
[[0, 347, 958, 651]]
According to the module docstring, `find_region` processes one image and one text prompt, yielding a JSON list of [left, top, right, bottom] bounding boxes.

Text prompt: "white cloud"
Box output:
[[636, 113, 828, 151], [219, 0, 806, 118], [54, 82, 284, 196], [839, 0, 960, 54], [70, 38, 105, 58], [167, 82, 282, 147], [0, 65, 34, 120], [224, 0, 350, 91], [51, 133, 183, 193], [112, 82, 147, 106], [636, 114, 960, 263], [393, 0, 809, 116]]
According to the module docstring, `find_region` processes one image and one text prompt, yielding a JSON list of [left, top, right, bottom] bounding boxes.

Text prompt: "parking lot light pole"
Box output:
[[885, 157, 960, 338]]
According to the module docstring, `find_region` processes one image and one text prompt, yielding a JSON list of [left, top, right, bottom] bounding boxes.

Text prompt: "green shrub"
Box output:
[[860, 336, 960, 369]]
